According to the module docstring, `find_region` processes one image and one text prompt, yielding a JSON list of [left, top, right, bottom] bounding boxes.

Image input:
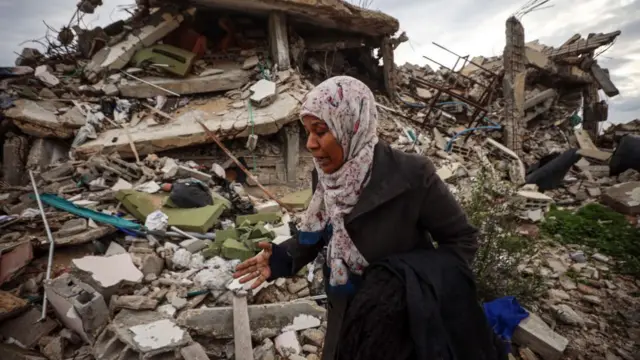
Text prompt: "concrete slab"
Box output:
[[0, 308, 57, 349], [71, 253, 143, 299], [93, 310, 191, 360], [118, 70, 250, 98], [601, 181, 640, 215], [177, 301, 326, 339], [192, 0, 399, 37], [4, 99, 74, 139], [129, 319, 189, 353], [75, 93, 301, 159], [513, 312, 568, 360]]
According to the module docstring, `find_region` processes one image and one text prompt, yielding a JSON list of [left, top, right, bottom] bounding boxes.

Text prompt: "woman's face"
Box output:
[[302, 115, 344, 174]]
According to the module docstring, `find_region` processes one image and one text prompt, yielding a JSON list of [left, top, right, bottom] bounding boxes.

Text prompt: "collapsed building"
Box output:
[[0, 1, 639, 360]]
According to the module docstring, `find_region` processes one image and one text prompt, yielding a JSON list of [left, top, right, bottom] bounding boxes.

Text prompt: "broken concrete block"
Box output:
[[0, 308, 57, 349], [4, 100, 75, 139], [180, 342, 209, 360], [45, 274, 109, 344], [140, 254, 164, 276], [250, 79, 277, 107], [601, 181, 640, 215], [280, 189, 313, 210], [93, 310, 191, 360], [84, 7, 196, 82], [55, 218, 88, 237], [178, 301, 326, 339], [221, 238, 254, 261], [25, 138, 68, 172], [177, 166, 212, 182], [236, 212, 282, 226], [118, 70, 250, 98], [275, 331, 301, 357], [243, 56, 259, 70], [180, 238, 207, 253], [256, 200, 281, 213], [254, 338, 276, 360], [110, 295, 158, 311], [301, 328, 324, 347], [71, 253, 143, 299], [513, 312, 568, 360], [282, 314, 322, 332], [34, 65, 60, 87]]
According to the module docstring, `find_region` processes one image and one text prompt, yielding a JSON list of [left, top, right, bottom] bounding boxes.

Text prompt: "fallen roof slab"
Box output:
[[191, 0, 399, 36], [118, 69, 250, 98], [74, 92, 301, 158]]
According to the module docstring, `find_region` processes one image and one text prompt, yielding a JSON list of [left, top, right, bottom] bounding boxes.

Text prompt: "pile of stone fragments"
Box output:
[[1, 0, 639, 360]]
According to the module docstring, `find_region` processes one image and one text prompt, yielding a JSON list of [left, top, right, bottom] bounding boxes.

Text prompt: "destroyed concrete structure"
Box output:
[[1, 1, 639, 360]]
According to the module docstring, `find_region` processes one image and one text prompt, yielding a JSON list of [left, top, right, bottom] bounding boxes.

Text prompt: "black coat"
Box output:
[[272, 142, 479, 360], [336, 248, 507, 360]]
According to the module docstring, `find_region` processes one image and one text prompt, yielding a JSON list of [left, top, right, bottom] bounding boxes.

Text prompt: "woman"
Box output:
[[233, 76, 480, 360]]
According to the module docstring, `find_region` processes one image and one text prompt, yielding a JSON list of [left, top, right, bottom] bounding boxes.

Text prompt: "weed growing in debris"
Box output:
[[541, 204, 640, 277], [459, 170, 546, 305]]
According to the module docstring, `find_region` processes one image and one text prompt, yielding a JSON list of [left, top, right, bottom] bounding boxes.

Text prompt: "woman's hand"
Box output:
[[233, 242, 273, 289]]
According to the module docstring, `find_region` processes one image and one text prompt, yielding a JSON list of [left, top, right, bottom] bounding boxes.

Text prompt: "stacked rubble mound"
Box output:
[[0, 1, 639, 360]]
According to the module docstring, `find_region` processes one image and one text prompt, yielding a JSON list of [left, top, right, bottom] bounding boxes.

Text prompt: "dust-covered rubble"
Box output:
[[1, 1, 639, 360]]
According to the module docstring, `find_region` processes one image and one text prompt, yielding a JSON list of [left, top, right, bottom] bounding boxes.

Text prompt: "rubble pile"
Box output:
[[0, 1, 639, 360]]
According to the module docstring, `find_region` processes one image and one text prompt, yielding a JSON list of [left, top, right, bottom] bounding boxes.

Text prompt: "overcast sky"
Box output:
[[0, 0, 637, 124]]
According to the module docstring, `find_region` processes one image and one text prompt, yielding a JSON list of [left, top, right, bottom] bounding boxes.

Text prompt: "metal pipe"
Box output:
[[29, 170, 55, 322], [432, 42, 499, 76]]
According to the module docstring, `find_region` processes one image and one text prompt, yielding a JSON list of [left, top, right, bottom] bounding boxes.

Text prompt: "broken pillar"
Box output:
[[2, 133, 28, 186], [381, 36, 397, 99], [268, 12, 290, 71], [502, 17, 526, 158], [283, 122, 300, 184], [44, 273, 110, 344], [590, 61, 619, 97], [582, 53, 601, 141]]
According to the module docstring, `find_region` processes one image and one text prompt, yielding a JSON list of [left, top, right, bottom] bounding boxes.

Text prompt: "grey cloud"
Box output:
[[0, 0, 132, 65]]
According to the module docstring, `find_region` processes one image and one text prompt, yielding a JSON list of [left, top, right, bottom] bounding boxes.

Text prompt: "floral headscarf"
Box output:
[[299, 76, 379, 287]]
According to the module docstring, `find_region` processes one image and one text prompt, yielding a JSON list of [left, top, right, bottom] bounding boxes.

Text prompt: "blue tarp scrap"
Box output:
[[483, 296, 529, 351]]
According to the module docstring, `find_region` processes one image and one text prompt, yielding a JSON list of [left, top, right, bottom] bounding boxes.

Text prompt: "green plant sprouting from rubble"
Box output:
[[541, 204, 640, 277], [458, 169, 546, 305]]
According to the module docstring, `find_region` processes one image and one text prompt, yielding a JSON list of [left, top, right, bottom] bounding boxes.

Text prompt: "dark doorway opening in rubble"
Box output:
[[290, 23, 384, 91], [189, 8, 269, 57]]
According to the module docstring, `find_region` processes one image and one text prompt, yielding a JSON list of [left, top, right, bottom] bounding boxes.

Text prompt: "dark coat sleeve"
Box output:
[[417, 158, 479, 264], [268, 169, 323, 279]]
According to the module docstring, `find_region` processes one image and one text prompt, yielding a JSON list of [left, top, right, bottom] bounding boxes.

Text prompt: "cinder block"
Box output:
[[45, 274, 109, 344]]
